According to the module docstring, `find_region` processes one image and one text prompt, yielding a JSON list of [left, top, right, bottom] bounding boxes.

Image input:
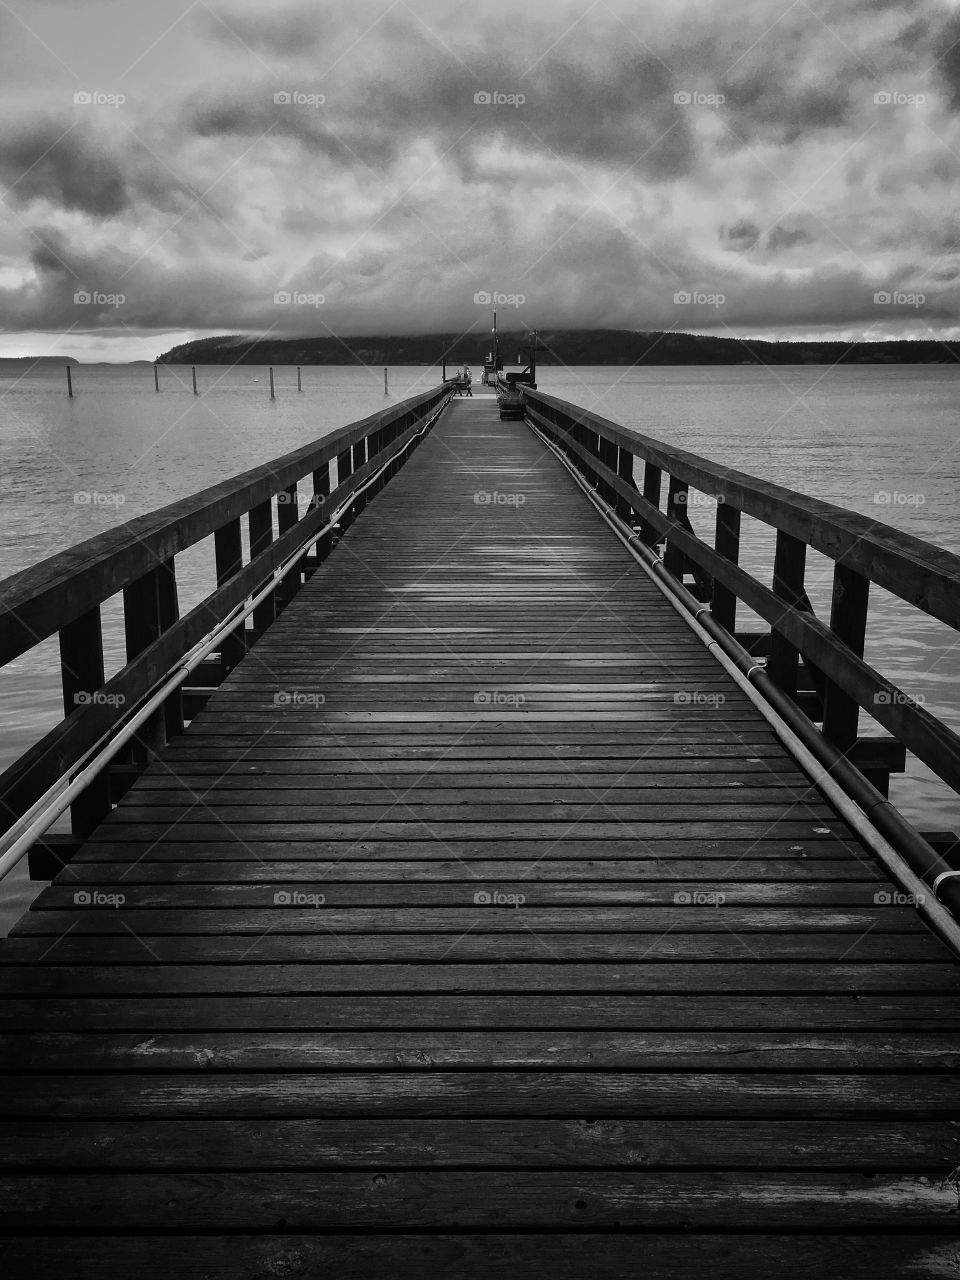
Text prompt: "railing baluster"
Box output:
[[214, 519, 245, 675], [822, 563, 870, 752], [663, 475, 688, 578], [767, 530, 807, 699], [352, 438, 368, 515], [616, 448, 639, 521], [312, 462, 332, 565], [640, 462, 662, 546], [59, 606, 110, 834], [597, 435, 618, 507], [156, 560, 183, 737], [712, 502, 741, 632], [337, 445, 354, 531], [275, 483, 300, 612], [248, 500, 275, 634]]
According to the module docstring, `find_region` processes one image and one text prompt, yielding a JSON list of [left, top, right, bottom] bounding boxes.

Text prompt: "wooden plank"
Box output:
[[8, 906, 927, 936], [2, 931, 942, 965], [1, 994, 954, 1031], [1, 1170, 958, 1230], [27, 881, 903, 908], [4, 1235, 958, 1280], [2, 1117, 956, 1168], [2, 1072, 959, 1118], [3, 1031, 959, 1072], [3, 960, 955, 996]]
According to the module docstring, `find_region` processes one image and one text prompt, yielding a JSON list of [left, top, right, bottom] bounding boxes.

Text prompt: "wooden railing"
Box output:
[[0, 383, 452, 872], [522, 386, 960, 811]]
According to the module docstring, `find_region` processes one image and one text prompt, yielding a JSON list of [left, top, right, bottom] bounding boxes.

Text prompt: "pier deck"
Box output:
[[2, 398, 959, 1276]]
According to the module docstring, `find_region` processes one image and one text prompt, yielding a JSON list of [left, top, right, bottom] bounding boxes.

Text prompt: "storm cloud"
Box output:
[[0, 0, 959, 358]]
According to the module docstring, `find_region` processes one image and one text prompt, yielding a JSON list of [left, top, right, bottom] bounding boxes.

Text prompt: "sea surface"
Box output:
[[2, 361, 959, 933]]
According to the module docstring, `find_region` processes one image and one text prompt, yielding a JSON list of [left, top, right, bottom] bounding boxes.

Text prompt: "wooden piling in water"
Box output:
[[384, 367, 389, 396], [191, 367, 198, 396], [154, 363, 160, 392], [270, 368, 275, 400], [65, 366, 73, 398], [297, 367, 302, 392]]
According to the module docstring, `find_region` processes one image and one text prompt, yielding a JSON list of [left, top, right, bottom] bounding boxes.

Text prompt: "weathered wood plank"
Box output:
[[4, 1235, 958, 1280]]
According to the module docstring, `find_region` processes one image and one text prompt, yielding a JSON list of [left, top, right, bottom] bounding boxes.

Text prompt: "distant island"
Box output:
[[0, 356, 80, 369], [156, 330, 960, 367]]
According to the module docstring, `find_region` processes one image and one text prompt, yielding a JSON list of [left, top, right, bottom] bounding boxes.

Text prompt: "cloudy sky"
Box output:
[[2, 0, 960, 359]]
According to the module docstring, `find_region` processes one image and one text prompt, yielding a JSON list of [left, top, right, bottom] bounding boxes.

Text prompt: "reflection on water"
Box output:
[[2, 362, 959, 932]]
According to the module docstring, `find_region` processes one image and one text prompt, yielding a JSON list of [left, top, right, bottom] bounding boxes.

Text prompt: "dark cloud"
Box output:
[[725, 220, 761, 249], [933, 13, 960, 110], [0, 121, 128, 217], [766, 224, 814, 252], [720, 69, 853, 144], [184, 42, 693, 181]]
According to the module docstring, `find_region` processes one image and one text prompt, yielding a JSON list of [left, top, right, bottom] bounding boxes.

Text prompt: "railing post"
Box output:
[[248, 501, 275, 634], [712, 502, 741, 632], [663, 475, 688, 578], [616, 448, 638, 521], [767, 530, 807, 699], [352, 438, 368, 515], [59, 606, 110, 835], [312, 462, 333, 564], [122, 558, 182, 755], [822, 563, 870, 752], [639, 462, 662, 546], [156, 560, 183, 738], [214, 519, 245, 675], [275, 483, 300, 612], [337, 445, 354, 531], [597, 434, 618, 507]]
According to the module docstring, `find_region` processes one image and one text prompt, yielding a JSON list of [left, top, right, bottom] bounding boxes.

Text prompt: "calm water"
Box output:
[[2, 361, 959, 932]]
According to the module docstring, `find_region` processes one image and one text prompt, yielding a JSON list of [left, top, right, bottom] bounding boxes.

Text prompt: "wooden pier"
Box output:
[[1, 387, 960, 1276]]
